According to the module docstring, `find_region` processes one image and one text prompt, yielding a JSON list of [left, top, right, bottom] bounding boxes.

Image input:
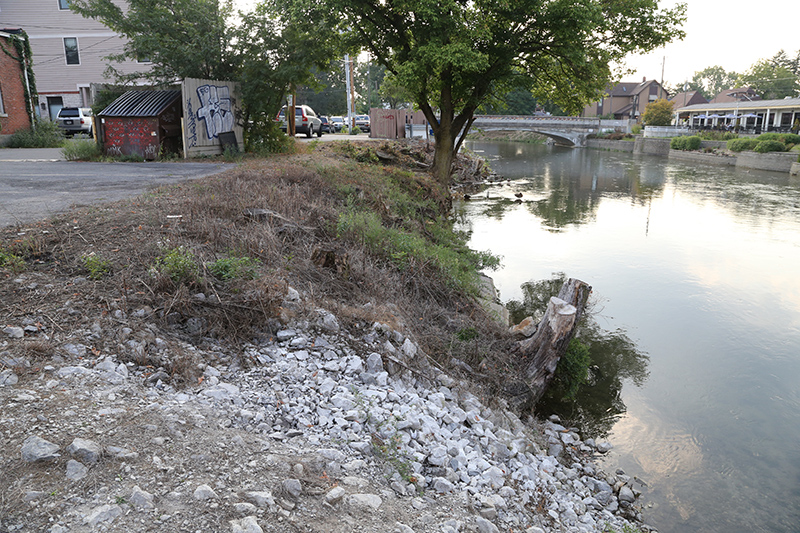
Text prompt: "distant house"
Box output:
[[669, 90, 708, 108], [0, 29, 33, 141], [0, 0, 150, 120], [709, 87, 760, 104], [581, 78, 668, 120]]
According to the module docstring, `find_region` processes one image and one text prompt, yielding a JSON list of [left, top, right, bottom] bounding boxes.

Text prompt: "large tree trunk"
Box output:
[[506, 278, 591, 410]]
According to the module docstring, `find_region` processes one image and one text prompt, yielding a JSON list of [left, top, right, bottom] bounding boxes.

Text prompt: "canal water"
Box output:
[[458, 141, 800, 533]]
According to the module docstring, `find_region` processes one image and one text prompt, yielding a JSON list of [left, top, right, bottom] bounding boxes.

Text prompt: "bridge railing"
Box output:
[[472, 115, 633, 131]]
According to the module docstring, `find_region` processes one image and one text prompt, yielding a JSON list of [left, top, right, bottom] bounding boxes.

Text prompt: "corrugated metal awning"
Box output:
[[99, 90, 181, 117]]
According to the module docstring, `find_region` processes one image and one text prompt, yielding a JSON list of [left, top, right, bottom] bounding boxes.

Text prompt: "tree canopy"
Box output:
[[276, 0, 686, 183], [642, 98, 674, 126], [69, 0, 340, 148]]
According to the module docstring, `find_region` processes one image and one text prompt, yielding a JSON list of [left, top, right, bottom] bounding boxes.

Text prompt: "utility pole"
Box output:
[[288, 85, 296, 137], [344, 54, 356, 134]]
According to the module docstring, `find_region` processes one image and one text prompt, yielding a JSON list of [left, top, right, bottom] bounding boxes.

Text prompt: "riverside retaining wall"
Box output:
[[668, 151, 736, 166], [633, 137, 670, 156], [586, 139, 634, 152], [588, 138, 798, 175], [736, 151, 797, 173]]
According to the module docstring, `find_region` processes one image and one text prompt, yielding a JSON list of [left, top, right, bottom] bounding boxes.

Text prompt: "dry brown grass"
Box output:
[[0, 141, 516, 399]]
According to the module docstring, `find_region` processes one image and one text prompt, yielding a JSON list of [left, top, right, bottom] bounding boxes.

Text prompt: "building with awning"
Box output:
[[675, 97, 800, 133]]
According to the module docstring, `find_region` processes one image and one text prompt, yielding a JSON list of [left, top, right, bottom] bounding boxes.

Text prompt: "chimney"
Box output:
[[642, 76, 646, 82]]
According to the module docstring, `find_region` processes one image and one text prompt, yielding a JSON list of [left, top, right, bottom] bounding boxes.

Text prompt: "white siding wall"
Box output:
[[0, 0, 150, 110]]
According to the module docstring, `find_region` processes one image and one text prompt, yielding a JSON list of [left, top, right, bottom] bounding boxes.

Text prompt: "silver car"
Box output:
[[276, 105, 322, 138], [56, 107, 93, 136]]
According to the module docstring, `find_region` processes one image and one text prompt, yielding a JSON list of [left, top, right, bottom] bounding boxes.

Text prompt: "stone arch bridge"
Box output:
[[470, 116, 633, 147]]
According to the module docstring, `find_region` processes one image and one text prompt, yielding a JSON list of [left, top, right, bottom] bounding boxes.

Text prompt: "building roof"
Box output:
[[669, 90, 707, 105], [99, 90, 181, 117], [709, 87, 760, 104], [606, 79, 661, 98], [675, 97, 800, 113]]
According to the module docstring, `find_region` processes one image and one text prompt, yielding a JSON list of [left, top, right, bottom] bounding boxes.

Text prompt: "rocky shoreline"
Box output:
[[2, 280, 648, 533]]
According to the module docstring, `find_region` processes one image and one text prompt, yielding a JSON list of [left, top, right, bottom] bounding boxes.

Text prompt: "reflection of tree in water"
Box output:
[[507, 273, 649, 438], [469, 151, 665, 228]]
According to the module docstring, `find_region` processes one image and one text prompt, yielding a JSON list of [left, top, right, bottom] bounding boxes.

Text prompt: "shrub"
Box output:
[[209, 255, 261, 281], [245, 120, 293, 154], [630, 124, 642, 135], [62, 137, 102, 161], [757, 132, 800, 145], [155, 246, 199, 284], [753, 140, 787, 153], [7, 120, 65, 148], [727, 138, 759, 152], [670, 136, 700, 150], [552, 338, 592, 400]]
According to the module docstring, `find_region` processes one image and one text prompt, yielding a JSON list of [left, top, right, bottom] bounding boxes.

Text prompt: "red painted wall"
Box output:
[[0, 35, 32, 136], [103, 117, 161, 159]]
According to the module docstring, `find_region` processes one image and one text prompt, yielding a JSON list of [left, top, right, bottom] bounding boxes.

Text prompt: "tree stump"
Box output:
[[506, 278, 591, 410]]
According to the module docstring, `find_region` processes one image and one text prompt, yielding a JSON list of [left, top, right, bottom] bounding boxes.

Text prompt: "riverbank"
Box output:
[[0, 141, 646, 533], [590, 137, 799, 174]]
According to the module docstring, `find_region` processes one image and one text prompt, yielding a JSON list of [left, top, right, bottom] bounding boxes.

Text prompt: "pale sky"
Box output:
[[618, 0, 797, 88], [233, 0, 797, 90]]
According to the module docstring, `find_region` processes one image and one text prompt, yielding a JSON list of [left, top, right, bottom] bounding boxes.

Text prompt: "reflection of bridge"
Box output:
[[471, 116, 633, 147]]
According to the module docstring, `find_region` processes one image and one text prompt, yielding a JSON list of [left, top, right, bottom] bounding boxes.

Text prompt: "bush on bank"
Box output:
[[670, 135, 701, 151]]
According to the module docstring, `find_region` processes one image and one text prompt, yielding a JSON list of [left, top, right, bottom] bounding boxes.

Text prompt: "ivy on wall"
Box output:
[[0, 30, 38, 122]]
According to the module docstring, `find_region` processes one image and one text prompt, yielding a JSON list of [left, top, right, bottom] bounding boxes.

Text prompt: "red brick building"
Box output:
[[0, 29, 33, 141]]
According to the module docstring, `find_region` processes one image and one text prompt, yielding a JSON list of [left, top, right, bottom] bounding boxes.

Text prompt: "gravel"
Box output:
[[0, 285, 651, 533]]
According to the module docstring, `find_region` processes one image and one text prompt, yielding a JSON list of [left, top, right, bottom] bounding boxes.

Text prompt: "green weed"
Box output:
[[82, 254, 112, 279], [155, 246, 199, 284], [0, 250, 26, 273], [208, 255, 261, 281]]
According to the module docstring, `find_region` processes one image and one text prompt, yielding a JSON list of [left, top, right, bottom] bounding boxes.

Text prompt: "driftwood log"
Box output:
[[506, 278, 591, 410]]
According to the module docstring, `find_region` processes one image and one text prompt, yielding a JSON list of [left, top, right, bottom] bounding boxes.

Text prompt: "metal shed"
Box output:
[[98, 90, 182, 160]]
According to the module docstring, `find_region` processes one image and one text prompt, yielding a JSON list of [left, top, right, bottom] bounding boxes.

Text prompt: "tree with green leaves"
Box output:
[[737, 59, 799, 100], [69, 0, 236, 84], [642, 98, 674, 126], [275, 0, 686, 184], [688, 65, 738, 100], [69, 0, 340, 149]]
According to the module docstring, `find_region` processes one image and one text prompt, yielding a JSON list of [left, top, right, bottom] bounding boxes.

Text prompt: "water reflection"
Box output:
[[473, 144, 666, 230], [507, 273, 650, 437], [461, 140, 800, 533]]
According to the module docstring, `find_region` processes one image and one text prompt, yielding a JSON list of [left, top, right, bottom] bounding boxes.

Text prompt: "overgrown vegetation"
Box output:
[[727, 132, 800, 153], [670, 135, 702, 151], [62, 137, 102, 161], [0, 141, 510, 393], [6, 120, 64, 148]]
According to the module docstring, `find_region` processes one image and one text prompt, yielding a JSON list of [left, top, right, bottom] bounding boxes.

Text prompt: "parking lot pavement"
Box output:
[[0, 148, 65, 161], [0, 156, 232, 228]]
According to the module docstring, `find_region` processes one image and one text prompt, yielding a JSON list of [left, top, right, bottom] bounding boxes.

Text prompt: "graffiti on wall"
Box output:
[[104, 117, 158, 159], [196, 84, 234, 140], [186, 98, 198, 148]]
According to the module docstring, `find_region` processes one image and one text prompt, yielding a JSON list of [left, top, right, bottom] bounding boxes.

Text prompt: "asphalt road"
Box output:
[[0, 148, 232, 228]]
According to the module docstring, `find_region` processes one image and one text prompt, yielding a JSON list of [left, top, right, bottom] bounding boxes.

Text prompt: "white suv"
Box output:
[[276, 105, 322, 138], [56, 107, 94, 136]]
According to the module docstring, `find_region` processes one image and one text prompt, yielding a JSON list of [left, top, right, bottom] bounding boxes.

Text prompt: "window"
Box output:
[[64, 37, 79, 65], [0, 84, 6, 116], [58, 0, 70, 9]]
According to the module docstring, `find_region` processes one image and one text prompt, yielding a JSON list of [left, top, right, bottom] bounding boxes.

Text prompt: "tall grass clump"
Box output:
[[6, 120, 64, 148], [62, 137, 102, 160]]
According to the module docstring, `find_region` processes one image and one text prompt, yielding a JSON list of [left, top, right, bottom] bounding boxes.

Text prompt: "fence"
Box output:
[[369, 109, 428, 139]]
